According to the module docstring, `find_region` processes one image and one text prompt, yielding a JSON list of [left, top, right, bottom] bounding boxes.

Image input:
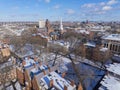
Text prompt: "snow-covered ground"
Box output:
[[65, 62, 105, 90], [46, 53, 105, 90]]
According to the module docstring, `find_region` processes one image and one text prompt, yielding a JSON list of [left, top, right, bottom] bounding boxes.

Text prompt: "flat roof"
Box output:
[[102, 34, 120, 41], [84, 42, 96, 47]]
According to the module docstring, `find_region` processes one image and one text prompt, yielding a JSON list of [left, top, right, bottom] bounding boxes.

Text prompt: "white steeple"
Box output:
[[60, 18, 63, 31]]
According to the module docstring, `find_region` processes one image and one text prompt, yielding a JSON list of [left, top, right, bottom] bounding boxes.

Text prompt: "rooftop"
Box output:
[[99, 74, 120, 90], [76, 29, 90, 34], [102, 34, 120, 41], [40, 71, 76, 90], [100, 47, 108, 52], [84, 42, 96, 47], [99, 63, 120, 90], [105, 63, 120, 75]]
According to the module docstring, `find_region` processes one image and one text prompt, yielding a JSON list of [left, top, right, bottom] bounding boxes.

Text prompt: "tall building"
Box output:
[[45, 19, 54, 34], [39, 20, 45, 28], [60, 18, 63, 31], [45, 19, 51, 32]]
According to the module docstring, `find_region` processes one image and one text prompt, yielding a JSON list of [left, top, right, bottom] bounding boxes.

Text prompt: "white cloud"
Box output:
[[80, 0, 119, 19], [102, 6, 112, 11], [107, 0, 118, 5], [81, 3, 95, 8], [96, 11, 106, 14], [94, 8, 99, 12], [45, 0, 50, 3], [66, 9, 75, 14], [53, 5, 60, 9], [100, 2, 106, 6]]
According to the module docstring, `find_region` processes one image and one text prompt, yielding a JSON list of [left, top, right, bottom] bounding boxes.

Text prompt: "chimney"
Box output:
[[64, 85, 67, 90], [70, 80, 74, 86], [62, 72, 66, 78], [22, 61, 26, 66], [78, 83, 83, 90], [50, 79, 53, 87], [48, 67, 51, 72], [43, 70, 46, 75]]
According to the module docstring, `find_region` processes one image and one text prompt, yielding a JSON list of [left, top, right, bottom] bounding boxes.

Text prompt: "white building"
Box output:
[[39, 20, 45, 28], [102, 34, 120, 54]]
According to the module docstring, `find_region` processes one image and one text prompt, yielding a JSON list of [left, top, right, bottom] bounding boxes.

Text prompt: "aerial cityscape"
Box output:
[[0, 0, 120, 90]]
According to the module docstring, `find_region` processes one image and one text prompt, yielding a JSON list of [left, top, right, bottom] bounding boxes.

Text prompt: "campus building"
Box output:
[[102, 34, 120, 54]]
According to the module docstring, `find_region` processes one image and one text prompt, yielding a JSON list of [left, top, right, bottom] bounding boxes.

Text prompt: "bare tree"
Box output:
[[9, 35, 26, 53], [10, 27, 47, 56], [21, 27, 37, 43], [48, 30, 87, 88], [92, 45, 112, 69], [48, 43, 67, 66]]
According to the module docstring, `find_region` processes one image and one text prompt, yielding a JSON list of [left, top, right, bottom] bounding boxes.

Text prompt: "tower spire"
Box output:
[[60, 18, 63, 31]]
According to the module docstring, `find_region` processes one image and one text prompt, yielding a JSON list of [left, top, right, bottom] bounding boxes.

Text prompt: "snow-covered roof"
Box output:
[[105, 63, 120, 75], [48, 40, 70, 48], [0, 60, 13, 69], [76, 29, 90, 34], [99, 74, 120, 90], [40, 71, 76, 90], [91, 26, 104, 29], [37, 33, 49, 39], [61, 57, 72, 64], [112, 55, 120, 62], [114, 54, 120, 57], [90, 30, 105, 32], [16, 51, 34, 58], [100, 47, 108, 52], [6, 85, 14, 90], [14, 81, 22, 90], [102, 34, 120, 41], [84, 42, 96, 47]]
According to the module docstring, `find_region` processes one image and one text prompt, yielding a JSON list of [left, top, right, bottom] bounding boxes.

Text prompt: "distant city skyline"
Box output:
[[0, 0, 120, 21]]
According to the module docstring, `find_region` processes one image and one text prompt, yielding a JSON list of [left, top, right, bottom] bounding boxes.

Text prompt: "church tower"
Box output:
[[45, 19, 54, 35], [60, 18, 63, 34]]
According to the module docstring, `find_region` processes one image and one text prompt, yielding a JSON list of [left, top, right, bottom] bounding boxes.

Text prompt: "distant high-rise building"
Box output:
[[39, 20, 45, 28]]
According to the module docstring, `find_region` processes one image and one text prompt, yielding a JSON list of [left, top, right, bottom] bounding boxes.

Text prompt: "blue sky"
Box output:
[[0, 0, 120, 21]]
